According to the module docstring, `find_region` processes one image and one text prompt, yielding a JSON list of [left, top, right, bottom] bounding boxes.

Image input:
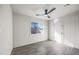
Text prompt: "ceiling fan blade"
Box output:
[[47, 15, 50, 18], [36, 14, 45, 16], [47, 8, 56, 14]]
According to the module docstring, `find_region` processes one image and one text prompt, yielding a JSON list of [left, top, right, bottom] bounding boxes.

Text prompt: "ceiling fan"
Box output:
[[36, 8, 56, 18]]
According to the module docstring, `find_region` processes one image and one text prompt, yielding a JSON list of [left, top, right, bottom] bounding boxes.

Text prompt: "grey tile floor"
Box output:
[[11, 40, 79, 55]]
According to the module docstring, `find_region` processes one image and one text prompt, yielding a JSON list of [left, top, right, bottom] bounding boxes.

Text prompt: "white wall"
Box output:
[[49, 11, 79, 49], [13, 13, 48, 48], [0, 5, 13, 54], [48, 20, 55, 40], [60, 11, 79, 49]]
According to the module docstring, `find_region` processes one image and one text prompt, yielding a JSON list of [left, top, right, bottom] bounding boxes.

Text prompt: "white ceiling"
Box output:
[[11, 4, 79, 20]]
